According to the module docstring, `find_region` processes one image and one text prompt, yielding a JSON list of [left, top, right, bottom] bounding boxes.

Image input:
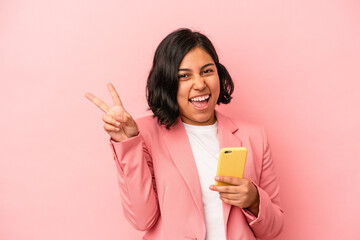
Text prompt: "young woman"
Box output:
[[85, 28, 283, 240]]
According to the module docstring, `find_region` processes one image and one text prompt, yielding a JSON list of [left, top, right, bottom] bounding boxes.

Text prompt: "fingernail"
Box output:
[[115, 128, 120, 131], [115, 121, 120, 126], [215, 176, 220, 181]]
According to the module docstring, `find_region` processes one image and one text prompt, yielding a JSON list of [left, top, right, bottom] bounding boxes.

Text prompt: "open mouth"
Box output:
[[188, 94, 211, 110], [189, 94, 211, 102]]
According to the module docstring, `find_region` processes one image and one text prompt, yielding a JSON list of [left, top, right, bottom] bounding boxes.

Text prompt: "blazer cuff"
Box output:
[[109, 133, 144, 171], [241, 182, 267, 226]]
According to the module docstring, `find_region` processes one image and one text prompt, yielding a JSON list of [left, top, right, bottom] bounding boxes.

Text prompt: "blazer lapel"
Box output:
[[160, 119, 205, 223], [216, 111, 243, 230]]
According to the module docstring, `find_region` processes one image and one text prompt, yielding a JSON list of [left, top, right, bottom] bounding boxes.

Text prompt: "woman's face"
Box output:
[[177, 47, 220, 126]]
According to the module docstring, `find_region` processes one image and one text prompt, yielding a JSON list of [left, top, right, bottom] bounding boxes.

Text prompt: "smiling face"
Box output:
[[177, 47, 220, 126]]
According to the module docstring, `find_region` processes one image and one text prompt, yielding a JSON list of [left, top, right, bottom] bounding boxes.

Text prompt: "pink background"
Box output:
[[1, 0, 359, 239]]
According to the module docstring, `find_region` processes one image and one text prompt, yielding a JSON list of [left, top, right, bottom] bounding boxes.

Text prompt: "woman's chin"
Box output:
[[180, 112, 216, 126]]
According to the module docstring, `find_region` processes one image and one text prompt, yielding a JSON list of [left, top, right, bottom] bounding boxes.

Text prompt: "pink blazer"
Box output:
[[109, 111, 283, 240]]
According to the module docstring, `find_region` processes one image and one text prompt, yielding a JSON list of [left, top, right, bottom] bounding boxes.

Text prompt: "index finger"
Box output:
[[84, 92, 110, 113], [107, 83, 123, 107], [215, 176, 244, 185]]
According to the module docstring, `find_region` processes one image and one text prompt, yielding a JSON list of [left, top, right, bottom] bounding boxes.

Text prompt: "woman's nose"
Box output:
[[193, 74, 206, 90]]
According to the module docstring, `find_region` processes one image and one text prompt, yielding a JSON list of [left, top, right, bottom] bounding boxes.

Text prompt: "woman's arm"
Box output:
[[86, 83, 159, 230], [110, 133, 160, 231], [241, 126, 284, 239]]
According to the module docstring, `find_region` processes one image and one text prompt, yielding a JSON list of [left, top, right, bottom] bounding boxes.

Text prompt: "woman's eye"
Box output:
[[203, 69, 213, 74], [178, 74, 188, 79]]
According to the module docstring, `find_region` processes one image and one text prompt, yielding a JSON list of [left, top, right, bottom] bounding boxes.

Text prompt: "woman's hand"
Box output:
[[209, 176, 260, 216], [85, 83, 139, 142]]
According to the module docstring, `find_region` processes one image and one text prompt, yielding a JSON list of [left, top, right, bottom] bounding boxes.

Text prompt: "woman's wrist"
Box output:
[[247, 186, 260, 216]]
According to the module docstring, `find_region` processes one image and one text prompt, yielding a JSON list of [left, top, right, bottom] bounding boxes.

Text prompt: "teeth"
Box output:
[[190, 95, 210, 102]]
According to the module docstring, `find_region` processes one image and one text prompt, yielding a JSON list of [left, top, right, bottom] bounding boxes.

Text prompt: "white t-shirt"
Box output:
[[183, 121, 226, 240]]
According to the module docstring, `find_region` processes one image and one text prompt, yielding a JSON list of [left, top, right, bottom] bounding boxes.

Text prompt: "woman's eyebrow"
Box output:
[[178, 63, 214, 72], [178, 68, 191, 72], [201, 63, 214, 70]]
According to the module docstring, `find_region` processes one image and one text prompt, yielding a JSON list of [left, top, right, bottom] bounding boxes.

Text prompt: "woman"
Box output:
[[85, 28, 283, 240]]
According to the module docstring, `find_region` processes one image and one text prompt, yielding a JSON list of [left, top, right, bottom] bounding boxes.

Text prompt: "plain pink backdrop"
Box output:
[[1, 0, 359, 239]]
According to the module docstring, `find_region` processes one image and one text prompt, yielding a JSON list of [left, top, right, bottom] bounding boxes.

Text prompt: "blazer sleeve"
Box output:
[[241, 126, 284, 239], [109, 133, 160, 231]]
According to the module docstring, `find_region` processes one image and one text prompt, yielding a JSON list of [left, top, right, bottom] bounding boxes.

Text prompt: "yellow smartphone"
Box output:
[[215, 147, 247, 186]]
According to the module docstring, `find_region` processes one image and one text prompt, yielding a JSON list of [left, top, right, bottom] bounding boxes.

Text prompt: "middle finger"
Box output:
[[107, 83, 123, 107]]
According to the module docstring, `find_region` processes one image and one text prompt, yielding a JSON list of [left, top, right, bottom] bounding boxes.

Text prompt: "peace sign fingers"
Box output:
[[84, 92, 111, 113], [85, 83, 139, 142]]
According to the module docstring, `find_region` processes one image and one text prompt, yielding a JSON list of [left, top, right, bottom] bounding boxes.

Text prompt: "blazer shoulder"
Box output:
[[135, 114, 156, 126], [220, 114, 266, 145], [218, 111, 263, 136], [235, 120, 263, 135], [233, 120, 268, 151], [135, 115, 161, 139]]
